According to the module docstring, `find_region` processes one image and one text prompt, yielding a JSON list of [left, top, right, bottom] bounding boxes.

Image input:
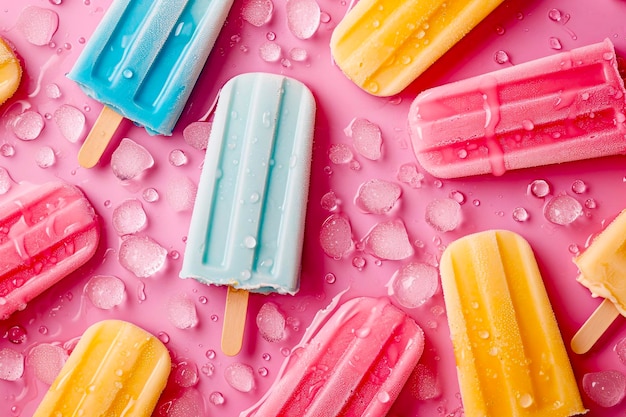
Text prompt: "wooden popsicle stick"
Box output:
[[78, 106, 124, 168], [221, 287, 250, 356], [571, 298, 620, 354]]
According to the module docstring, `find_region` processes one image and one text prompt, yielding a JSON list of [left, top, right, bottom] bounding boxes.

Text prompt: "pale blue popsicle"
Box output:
[[180, 73, 316, 295], [68, 0, 233, 136]]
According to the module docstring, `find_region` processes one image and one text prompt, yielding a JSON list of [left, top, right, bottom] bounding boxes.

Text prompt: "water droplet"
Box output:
[[549, 37, 562, 50], [142, 187, 160, 203], [209, 392, 225, 405], [548, 8, 563, 22], [352, 256, 366, 270], [12, 111, 45, 141], [494, 50, 509, 64], [571, 179, 586, 194], [528, 179, 551, 198], [544, 195, 583, 225], [122, 68, 134, 79], [512, 207, 529, 222], [324, 272, 336, 284], [169, 149, 188, 166], [7, 326, 27, 344]]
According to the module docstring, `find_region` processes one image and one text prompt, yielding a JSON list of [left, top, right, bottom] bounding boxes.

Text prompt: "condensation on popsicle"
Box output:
[[0, 181, 99, 320], [330, 0, 503, 96], [0, 37, 22, 106], [409, 39, 626, 178], [240, 296, 424, 417], [440, 230, 586, 416], [68, 0, 234, 168], [33, 320, 171, 417], [571, 209, 626, 354], [180, 72, 315, 355]]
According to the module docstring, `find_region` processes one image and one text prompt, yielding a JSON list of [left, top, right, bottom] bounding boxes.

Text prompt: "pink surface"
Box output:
[[1, 0, 626, 416]]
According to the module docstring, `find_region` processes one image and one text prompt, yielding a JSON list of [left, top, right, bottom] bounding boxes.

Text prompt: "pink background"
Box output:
[[1, 0, 626, 416]]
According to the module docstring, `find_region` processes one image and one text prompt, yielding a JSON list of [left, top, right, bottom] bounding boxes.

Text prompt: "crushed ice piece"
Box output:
[[549, 36, 563, 50], [0, 167, 13, 195], [142, 187, 159, 203], [355, 179, 401, 214], [345, 118, 383, 160], [12, 111, 45, 141], [256, 302, 286, 342], [119, 236, 167, 278], [209, 392, 225, 406], [397, 163, 424, 188], [411, 363, 441, 400], [425, 198, 461, 232], [319, 213, 353, 259], [224, 363, 255, 392], [183, 121, 210, 150], [45, 83, 61, 99], [544, 194, 583, 225], [36, 146, 56, 168], [53, 104, 85, 143], [27, 343, 67, 385], [0, 348, 24, 381], [289, 47, 308, 62], [0, 143, 15, 157], [259, 42, 282, 62], [167, 388, 205, 417], [328, 143, 354, 165], [388, 262, 438, 308], [512, 207, 530, 222], [112, 199, 147, 235], [320, 190, 338, 211], [111, 138, 154, 181], [17, 6, 59, 46], [364, 219, 414, 260], [286, 0, 321, 39], [242, 0, 274, 26], [165, 176, 197, 212], [167, 294, 199, 329], [169, 149, 188, 167], [616, 337, 626, 366], [528, 179, 551, 198], [84, 275, 125, 310], [174, 359, 199, 387], [582, 370, 626, 407], [494, 50, 510, 64]]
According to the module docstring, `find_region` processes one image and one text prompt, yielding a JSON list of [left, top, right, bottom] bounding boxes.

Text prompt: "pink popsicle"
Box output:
[[241, 297, 424, 417], [408, 38, 626, 178], [0, 182, 99, 319]]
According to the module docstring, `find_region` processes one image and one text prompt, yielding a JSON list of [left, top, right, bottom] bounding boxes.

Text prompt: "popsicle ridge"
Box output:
[[440, 230, 586, 416], [33, 320, 171, 417], [330, 0, 503, 96], [409, 39, 626, 178], [0, 182, 99, 319], [241, 297, 424, 417], [181, 73, 315, 294]]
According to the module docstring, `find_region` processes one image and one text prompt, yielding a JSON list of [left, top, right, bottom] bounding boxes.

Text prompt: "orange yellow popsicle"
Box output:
[[33, 320, 171, 417], [330, 0, 503, 96], [572, 209, 626, 354], [440, 230, 585, 416], [0, 37, 21, 106]]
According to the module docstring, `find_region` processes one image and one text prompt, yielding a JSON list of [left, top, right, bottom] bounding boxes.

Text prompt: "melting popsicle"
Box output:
[[0, 181, 99, 319], [240, 296, 424, 417], [33, 320, 171, 417], [408, 39, 626, 178], [180, 72, 315, 355], [440, 230, 586, 416], [571, 209, 626, 354], [330, 0, 504, 96], [0, 37, 21, 106], [68, 0, 234, 168]]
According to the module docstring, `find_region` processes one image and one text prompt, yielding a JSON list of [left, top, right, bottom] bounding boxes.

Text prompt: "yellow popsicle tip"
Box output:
[[0, 37, 22, 107]]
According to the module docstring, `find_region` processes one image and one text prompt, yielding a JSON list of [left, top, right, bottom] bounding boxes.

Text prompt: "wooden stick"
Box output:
[[221, 287, 250, 356], [78, 106, 124, 168], [571, 298, 620, 354]]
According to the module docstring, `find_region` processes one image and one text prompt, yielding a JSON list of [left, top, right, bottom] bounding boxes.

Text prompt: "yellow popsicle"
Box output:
[[33, 320, 171, 417], [440, 230, 585, 417], [330, 0, 503, 96], [0, 38, 21, 105]]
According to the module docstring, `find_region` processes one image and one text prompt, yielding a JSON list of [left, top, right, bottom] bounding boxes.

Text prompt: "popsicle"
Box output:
[[0, 37, 21, 106], [68, 0, 234, 168], [409, 38, 626, 178], [330, 0, 503, 96], [180, 72, 315, 356], [0, 181, 99, 320], [440, 230, 586, 416], [33, 320, 171, 417], [240, 296, 424, 417], [571, 209, 626, 354]]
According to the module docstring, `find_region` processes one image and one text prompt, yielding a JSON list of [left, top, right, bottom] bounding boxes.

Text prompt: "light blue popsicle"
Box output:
[[68, 0, 233, 136], [180, 73, 316, 295]]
